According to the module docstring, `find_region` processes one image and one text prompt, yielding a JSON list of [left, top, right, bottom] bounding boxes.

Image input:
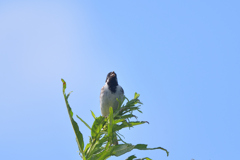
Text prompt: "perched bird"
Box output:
[[100, 71, 124, 117]]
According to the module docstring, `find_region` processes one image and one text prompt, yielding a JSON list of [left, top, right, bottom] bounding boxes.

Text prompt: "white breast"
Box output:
[[100, 83, 124, 117]]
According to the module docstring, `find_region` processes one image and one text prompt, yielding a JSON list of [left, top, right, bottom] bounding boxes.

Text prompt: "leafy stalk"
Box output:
[[61, 79, 85, 159], [61, 79, 169, 160]]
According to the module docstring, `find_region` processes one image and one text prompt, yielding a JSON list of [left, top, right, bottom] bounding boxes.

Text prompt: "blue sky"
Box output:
[[0, 0, 239, 159]]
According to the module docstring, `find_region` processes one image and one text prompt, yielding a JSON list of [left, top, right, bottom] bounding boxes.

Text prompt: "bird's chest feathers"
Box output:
[[100, 84, 123, 112], [102, 86, 120, 105]]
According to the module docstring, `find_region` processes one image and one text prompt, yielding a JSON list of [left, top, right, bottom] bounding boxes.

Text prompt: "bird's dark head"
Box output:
[[105, 71, 118, 93], [106, 71, 118, 85]]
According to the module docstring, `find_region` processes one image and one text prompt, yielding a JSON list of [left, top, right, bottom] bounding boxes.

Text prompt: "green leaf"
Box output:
[[91, 116, 106, 140], [135, 158, 152, 160], [134, 144, 169, 157], [128, 121, 147, 127], [125, 155, 137, 160], [126, 155, 152, 160], [91, 147, 105, 155], [111, 144, 135, 156], [118, 114, 137, 120], [116, 96, 126, 109], [66, 91, 73, 99], [113, 118, 126, 124], [108, 107, 114, 143], [61, 78, 66, 92], [89, 144, 131, 159], [134, 92, 140, 99], [88, 146, 114, 160], [77, 115, 91, 130], [126, 156, 152, 160], [112, 121, 129, 132], [136, 109, 143, 113], [69, 109, 73, 117], [84, 143, 91, 155], [86, 135, 109, 158], [91, 110, 96, 119], [113, 120, 147, 132], [75, 124, 84, 152]]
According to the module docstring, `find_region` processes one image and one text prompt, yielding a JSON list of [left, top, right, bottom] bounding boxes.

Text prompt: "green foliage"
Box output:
[[61, 79, 169, 159]]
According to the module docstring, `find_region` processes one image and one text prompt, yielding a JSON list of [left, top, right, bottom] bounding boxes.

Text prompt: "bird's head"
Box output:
[[105, 71, 118, 86]]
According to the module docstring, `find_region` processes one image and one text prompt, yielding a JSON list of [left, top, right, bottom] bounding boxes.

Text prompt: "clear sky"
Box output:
[[0, 0, 239, 160]]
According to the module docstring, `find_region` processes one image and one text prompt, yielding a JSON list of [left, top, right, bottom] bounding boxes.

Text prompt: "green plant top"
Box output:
[[61, 79, 169, 160]]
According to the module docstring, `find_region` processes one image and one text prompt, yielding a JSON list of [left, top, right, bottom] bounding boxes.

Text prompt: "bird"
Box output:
[[100, 71, 124, 117]]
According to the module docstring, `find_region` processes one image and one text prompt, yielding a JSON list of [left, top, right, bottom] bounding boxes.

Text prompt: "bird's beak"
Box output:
[[111, 72, 116, 77]]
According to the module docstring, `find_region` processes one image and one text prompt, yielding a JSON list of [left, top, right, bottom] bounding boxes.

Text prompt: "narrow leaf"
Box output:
[[89, 146, 114, 160], [91, 116, 106, 140], [77, 115, 91, 130], [134, 92, 140, 99], [111, 144, 135, 156], [84, 143, 91, 155], [61, 79, 66, 92], [91, 110, 96, 119], [134, 144, 169, 156], [128, 121, 147, 127], [66, 91, 73, 99], [113, 118, 125, 124], [125, 155, 137, 160], [135, 158, 152, 160], [108, 107, 114, 144]]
